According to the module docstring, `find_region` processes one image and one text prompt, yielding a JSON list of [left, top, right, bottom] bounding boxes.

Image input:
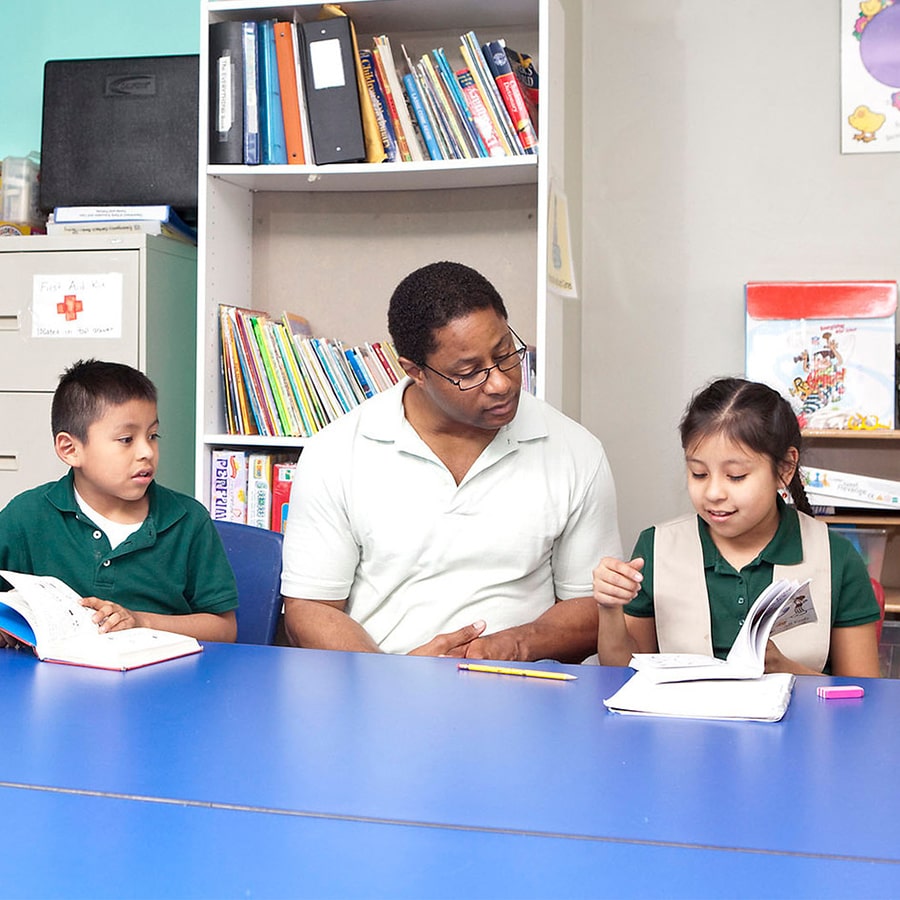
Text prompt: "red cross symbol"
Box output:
[[57, 294, 83, 321]]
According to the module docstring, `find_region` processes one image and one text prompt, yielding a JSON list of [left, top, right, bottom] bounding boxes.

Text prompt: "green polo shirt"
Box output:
[[625, 501, 880, 660], [0, 471, 237, 617]]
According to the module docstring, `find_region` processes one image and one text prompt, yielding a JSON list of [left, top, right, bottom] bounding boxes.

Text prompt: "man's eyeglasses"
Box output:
[[420, 328, 528, 392]]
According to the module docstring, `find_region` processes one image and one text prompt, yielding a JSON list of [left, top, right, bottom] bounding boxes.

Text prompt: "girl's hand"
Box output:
[[593, 557, 645, 609], [80, 596, 142, 633], [764, 639, 820, 676], [764, 639, 792, 673]]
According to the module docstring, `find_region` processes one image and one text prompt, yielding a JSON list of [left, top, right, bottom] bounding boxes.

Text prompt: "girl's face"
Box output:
[[684, 431, 797, 557]]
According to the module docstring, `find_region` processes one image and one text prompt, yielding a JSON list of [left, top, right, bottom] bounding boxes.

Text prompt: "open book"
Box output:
[[603, 578, 815, 721], [0, 570, 203, 671]]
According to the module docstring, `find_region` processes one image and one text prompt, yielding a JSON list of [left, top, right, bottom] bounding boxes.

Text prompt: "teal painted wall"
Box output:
[[1, 0, 198, 159]]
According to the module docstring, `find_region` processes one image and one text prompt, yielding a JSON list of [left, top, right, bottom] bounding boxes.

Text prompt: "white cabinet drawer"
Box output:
[[0, 392, 66, 510], [0, 248, 141, 391]]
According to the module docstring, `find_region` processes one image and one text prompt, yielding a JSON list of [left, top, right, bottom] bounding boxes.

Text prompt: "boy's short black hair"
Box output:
[[387, 261, 508, 365], [51, 359, 157, 441]]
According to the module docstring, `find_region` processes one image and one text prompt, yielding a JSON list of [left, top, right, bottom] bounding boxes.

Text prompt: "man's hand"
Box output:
[[463, 630, 526, 661], [80, 596, 142, 633], [408, 620, 487, 657]]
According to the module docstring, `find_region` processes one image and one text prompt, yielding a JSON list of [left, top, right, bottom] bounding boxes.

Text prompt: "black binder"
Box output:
[[298, 17, 366, 164], [40, 55, 199, 213], [208, 21, 245, 165]]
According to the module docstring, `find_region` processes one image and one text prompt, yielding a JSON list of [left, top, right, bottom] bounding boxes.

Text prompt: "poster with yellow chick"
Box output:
[[842, 0, 900, 152]]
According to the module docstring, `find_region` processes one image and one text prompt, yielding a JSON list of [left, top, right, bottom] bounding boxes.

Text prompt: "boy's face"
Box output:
[[59, 398, 160, 520]]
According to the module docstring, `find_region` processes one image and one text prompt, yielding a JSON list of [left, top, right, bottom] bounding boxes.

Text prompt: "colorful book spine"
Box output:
[[258, 19, 288, 164], [345, 347, 375, 398], [432, 48, 486, 157], [505, 46, 539, 136], [360, 49, 400, 162], [482, 39, 538, 154], [414, 61, 456, 159], [234, 310, 280, 436], [419, 53, 471, 159], [274, 21, 306, 164], [230, 310, 273, 435], [211, 449, 248, 523], [455, 69, 505, 157], [371, 341, 402, 383], [210, 450, 231, 521], [311, 338, 355, 414], [460, 31, 520, 155], [370, 39, 413, 162], [247, 452, 274, 529], [271, 322, 316, 436], [271, 462, 296, 533], [403, 73, 443, 160], [374, 34, 424, 161]]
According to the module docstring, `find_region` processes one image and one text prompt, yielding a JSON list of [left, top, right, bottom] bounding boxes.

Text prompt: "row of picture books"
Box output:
[[211, 450, 298, 533], [219, 304, 406, 438], [209, 11, 538, 167], [220, 303, 539, 440]]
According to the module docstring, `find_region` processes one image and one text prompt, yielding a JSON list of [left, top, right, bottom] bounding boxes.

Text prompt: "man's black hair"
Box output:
[[387, 261, 508, 364]]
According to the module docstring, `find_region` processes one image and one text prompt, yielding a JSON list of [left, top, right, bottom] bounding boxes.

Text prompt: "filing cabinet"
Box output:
[[0, 234, 196, 508]]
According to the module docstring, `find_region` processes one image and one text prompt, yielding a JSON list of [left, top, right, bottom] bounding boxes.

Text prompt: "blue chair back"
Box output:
[[213, 520, 284, 645]]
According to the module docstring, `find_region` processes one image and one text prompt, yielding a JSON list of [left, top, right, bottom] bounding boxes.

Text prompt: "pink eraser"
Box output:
[[817, 685, 865, 699]]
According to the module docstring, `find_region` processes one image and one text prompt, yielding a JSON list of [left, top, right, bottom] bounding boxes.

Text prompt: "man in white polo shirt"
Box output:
[[281, 261, 622, 661]]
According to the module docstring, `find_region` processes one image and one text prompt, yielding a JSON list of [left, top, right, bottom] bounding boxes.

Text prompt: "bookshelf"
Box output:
[[802, 430, 900, 613], [195, 0, 568, 511]]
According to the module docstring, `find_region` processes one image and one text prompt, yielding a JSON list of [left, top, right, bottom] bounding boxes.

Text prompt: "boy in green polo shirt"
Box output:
[[0, 359, 238, 645]]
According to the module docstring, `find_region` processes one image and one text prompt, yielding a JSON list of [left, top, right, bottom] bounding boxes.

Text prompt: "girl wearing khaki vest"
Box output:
[[594, 378, 881, 677]]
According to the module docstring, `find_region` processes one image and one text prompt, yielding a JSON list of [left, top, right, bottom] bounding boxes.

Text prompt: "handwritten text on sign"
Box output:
[[32, 273, 124, 339]]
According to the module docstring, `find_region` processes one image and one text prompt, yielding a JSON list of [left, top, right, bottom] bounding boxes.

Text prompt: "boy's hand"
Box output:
[[593, 557, 645, 608], [80, 596, 141, 633], [0, 631, 23, 649]]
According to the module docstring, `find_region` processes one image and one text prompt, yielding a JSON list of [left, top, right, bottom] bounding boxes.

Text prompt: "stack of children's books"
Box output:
[[218, 305, 406, 440]]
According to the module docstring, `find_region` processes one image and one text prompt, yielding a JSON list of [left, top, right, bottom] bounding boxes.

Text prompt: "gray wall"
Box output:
[[578, 1, 900, 551]]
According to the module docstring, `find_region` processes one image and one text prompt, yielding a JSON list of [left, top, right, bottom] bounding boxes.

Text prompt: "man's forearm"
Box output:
[[476, 596, 599, 663], [283, 597, 382, 653], [524, 596, 599, 662]]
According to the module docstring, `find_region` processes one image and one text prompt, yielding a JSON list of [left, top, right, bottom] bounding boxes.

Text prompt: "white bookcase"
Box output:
[[195, 0, 568, 505]]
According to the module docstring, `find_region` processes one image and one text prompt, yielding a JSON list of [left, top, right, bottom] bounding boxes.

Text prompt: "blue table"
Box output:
[[2, 644, 898, 898]]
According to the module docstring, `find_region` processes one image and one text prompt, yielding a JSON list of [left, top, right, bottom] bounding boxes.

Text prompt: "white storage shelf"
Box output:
[[802, 430, 900, 613], [196, 0, 564, 507]]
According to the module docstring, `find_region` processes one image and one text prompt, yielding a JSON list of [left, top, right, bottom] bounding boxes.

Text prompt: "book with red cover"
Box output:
[[0, 571, 202, 671], [482, 40, 538, 154], [271, 462, 296, 533]]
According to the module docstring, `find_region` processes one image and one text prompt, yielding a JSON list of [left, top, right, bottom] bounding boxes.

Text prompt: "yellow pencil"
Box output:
[[457, 663, 577, 681]]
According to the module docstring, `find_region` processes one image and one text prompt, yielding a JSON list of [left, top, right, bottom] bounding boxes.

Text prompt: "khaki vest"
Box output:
[[653, 512, 831, 672]]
